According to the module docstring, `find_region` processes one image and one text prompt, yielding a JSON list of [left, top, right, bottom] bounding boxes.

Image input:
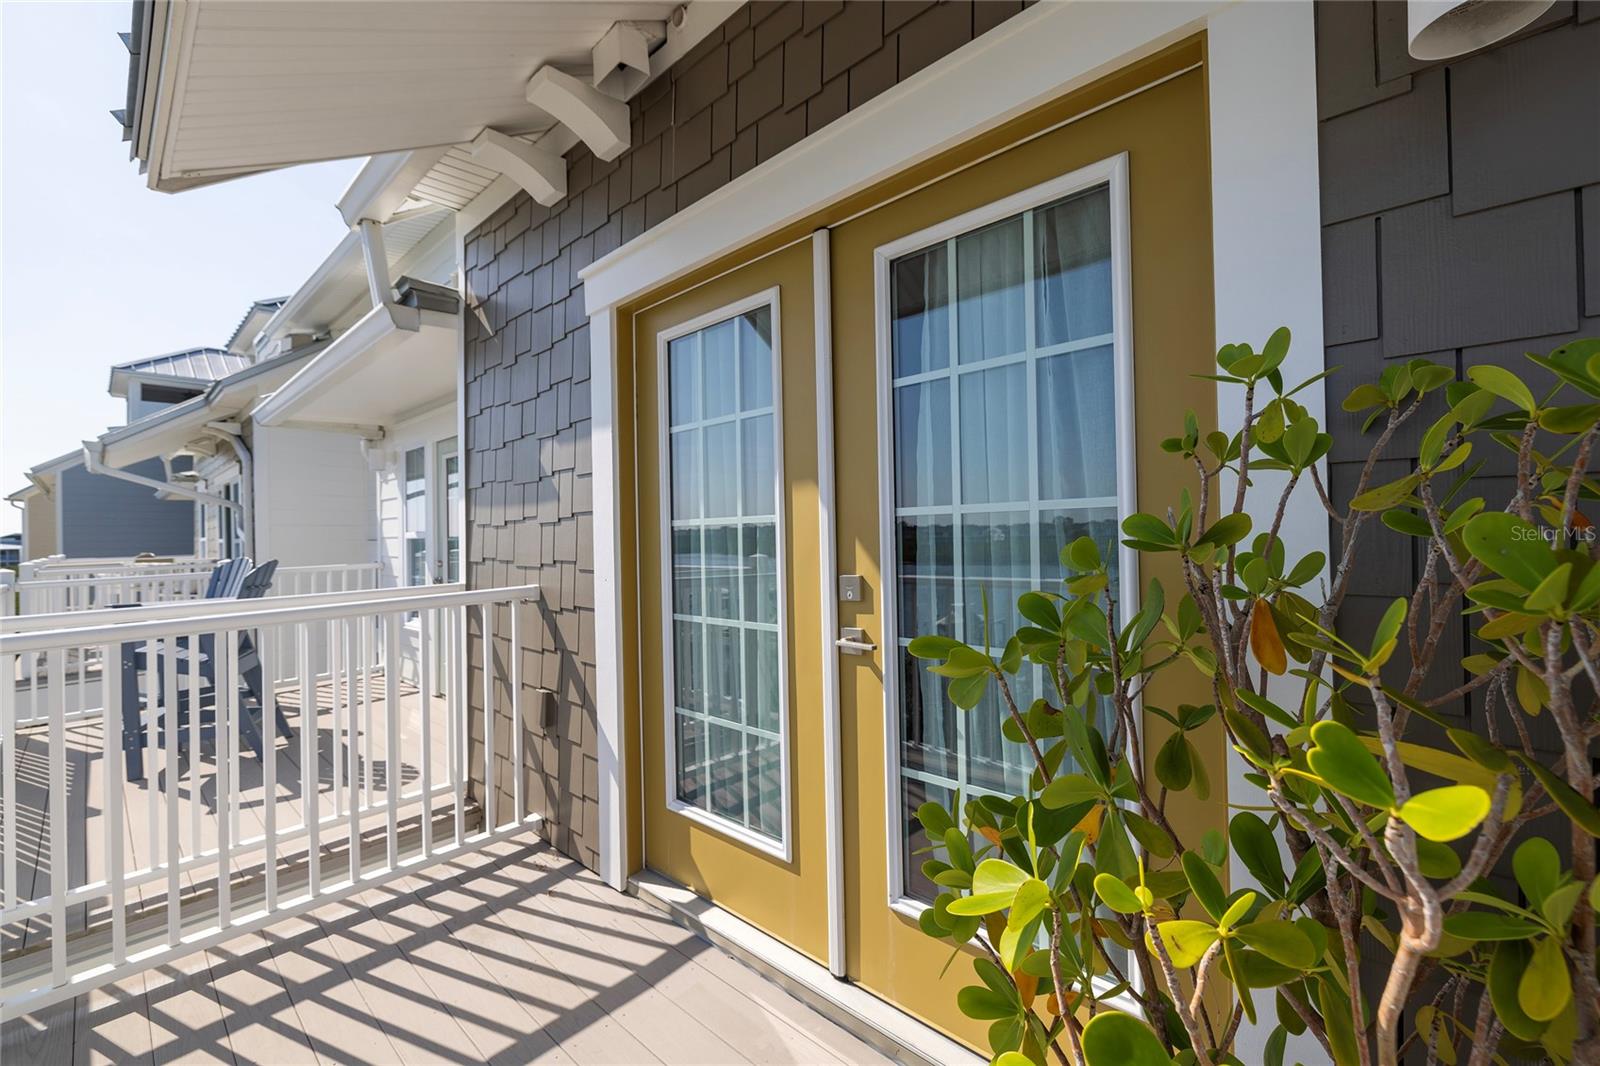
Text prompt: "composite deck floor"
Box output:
[[2, 838, 893, 1065]]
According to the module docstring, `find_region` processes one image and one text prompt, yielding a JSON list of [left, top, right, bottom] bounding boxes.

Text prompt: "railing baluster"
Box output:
[[259, 625, 276, 910], [1, 647, 15, 911], [453, 605, 465, 847], [104, 640, 125, 965], [331, 618, 344, 818], [144, 639, 158, 874], [362, 619, 374, 809], [384, 612, 400, 869], [298, 622, 318, 896], [188, 630, 201, 859], [165, 634, 182, 949], [510, 598, 523, 824], [419, 606, 432, 857], [218, 633, 233, 928], [483, 603, 496, 834], [346, 619, 360, 886], [49, 648, 67, 986]]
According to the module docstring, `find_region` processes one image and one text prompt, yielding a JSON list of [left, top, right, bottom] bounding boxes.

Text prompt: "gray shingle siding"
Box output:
[[462, 0, 1028, 870], [1317, 4, 1599, 1050], [1318, 0, 1600, 742], [59, 457, 195, 558]]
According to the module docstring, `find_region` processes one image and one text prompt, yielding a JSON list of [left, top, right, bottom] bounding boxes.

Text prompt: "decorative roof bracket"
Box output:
[[525, 65, 631, 162], [469, 128, 568, 207]]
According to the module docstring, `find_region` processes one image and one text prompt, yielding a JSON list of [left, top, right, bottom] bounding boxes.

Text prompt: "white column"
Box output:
[[1207, 3, 1327, 1062]]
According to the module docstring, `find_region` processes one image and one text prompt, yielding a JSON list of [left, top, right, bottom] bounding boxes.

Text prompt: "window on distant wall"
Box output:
[[403, 447, 428, 587], [887, 180, 1122, 903], [660, 294, 788, 854]]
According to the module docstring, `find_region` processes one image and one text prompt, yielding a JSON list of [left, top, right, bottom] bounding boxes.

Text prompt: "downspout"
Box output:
[[206, 421, 255, 561], [356, 218, 421, 332]]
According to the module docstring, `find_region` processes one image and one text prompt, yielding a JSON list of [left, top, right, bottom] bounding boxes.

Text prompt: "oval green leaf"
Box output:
[[1080, 1011, 1175, 1066], [1397, 785, 1492, 842]]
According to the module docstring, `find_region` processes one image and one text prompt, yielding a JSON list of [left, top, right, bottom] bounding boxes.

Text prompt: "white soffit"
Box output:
[[253, 306, 459, 428], [152, 1, 684, 186]]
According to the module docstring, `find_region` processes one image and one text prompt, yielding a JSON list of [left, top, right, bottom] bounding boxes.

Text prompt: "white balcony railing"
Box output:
[[0, 581, 542, 1019], [4, 561, 384, 617]]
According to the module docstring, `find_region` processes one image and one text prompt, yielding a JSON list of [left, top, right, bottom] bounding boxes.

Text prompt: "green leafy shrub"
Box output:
[[910, 332, 1600, 1066]]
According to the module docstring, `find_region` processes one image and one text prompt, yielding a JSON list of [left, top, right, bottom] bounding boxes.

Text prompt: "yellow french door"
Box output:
[[828, 52, 1216, 1043], [630, 38, 1217, 1050], [634, 242, 831, 962]]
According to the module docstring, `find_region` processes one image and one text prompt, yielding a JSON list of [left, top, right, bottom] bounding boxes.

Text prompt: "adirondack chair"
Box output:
[[118, 559, 283, 779]]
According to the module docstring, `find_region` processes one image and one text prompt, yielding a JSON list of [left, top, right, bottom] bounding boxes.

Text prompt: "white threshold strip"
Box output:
[[629, 871, 982, 1066]]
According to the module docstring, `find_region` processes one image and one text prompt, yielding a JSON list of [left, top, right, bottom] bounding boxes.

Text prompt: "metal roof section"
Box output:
[[96, 345, 325, 469], [122, 1, 737, 216], [109, 346, 249, 382], [225, 296, 288, 355]]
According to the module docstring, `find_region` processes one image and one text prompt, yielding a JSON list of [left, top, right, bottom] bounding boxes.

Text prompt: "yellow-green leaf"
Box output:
[[1148, 920, 1219, 968], [1398, 785, 1492, 842], [1519, 936, 1573, 1022], [1080, 1012, 1174, 1066]]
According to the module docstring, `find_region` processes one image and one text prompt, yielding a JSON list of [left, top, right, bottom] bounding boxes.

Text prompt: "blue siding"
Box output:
[[59, 457, 196, 557]]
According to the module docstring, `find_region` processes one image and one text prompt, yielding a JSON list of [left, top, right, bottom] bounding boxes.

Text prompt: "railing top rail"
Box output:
[[13, 570, 216, 591], [276, 562, 382, 573], [1, 581, 469, 636], [0, 583, 537, 653]]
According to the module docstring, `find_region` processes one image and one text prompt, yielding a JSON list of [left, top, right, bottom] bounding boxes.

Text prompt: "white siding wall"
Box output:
[[373, 402, 456, 589], [252, 425, 376, 569], [23, 494, 56, 560]]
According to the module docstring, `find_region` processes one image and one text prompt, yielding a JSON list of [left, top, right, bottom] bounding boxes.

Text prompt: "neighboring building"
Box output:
[[0, 532, 20, 570], [115, 0, 1600, 1055], [6, 346, 220, 563]]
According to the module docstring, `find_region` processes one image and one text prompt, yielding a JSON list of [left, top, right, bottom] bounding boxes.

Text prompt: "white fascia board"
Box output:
[[581, 0, 1219, 313], [339, 146, 453, 227]]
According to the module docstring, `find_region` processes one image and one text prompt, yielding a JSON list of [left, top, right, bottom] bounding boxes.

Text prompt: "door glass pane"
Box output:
[[893, 379, 951, 508], [886, 183, 1120, 903], [739, 308, 774, 410], [1035, 186, 1113, 346], [892, 246, 949, 377], [664, 298, 787, 847], [442, 449, 461, 582], [955, 216, 1025, 364], [959, 363, 1028, 505], [1037, 345, 1117, 501]]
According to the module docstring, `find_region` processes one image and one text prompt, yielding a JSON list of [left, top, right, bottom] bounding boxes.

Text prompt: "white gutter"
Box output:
[[81, 439, 236, 512]]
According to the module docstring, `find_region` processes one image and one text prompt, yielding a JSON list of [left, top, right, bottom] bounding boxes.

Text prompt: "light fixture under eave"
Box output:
[[1407, 0, 1554, 60]]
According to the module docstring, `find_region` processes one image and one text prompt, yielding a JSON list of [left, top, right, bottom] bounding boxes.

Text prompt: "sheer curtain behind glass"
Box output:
[[889, 184, 1117, 901]]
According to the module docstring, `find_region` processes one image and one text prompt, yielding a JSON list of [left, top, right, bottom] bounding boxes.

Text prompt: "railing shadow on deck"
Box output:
[[3, 839, 793, 1066]]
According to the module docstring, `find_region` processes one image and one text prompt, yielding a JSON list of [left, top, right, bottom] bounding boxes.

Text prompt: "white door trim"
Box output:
[[811, 229, 847, 977]]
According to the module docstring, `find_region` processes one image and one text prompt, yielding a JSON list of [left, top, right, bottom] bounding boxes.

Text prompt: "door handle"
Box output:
[[836, 627, 877, 655]]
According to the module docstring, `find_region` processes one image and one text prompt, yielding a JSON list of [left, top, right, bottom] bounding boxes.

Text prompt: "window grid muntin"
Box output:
[[890, 187, 1117, 901], [665, 305, 785, 844]]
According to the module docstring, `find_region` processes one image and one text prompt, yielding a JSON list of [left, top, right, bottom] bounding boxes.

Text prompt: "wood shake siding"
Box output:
[[463, 1, 1030, 870]]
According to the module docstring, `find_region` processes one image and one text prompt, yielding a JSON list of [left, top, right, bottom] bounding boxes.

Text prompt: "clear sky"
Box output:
[[0, 1, 362, 535]]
